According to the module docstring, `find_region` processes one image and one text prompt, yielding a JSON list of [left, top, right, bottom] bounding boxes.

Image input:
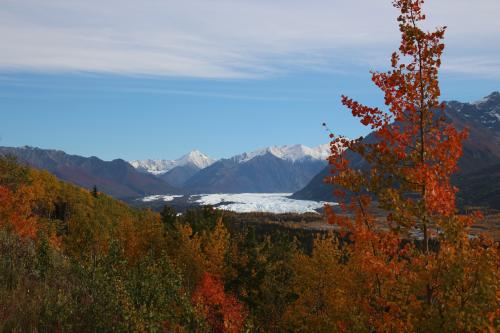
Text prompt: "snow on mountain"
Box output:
[[130, 159, 176, 175], [176, 150, 216, 169], [131, 150, 215, 175], [233, 144, 330, 164], [452, 91, 500, 131], [132, 144, 330, 176], [473, 91, 500, 106]]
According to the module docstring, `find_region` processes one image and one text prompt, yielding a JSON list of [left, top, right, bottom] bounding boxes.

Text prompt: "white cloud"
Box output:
[[0, 0, 499, 78]]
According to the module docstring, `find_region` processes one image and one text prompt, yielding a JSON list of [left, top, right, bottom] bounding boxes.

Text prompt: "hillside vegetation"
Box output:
[[0, 153, 498, 332]]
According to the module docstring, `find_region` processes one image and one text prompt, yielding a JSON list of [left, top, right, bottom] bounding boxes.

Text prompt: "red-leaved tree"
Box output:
[[0, 185, 38, 239], [325, 0, 499, 331], [192, 272, 246, 333]]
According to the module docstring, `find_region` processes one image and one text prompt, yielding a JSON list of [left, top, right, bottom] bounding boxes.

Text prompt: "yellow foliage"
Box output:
[[202, 217, 230, 277], [170, 224, 206, 292], [283, 233, 349, 332]]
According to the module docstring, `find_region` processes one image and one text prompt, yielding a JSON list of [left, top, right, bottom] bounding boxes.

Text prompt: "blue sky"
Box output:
[[1, 0, 499, 161]]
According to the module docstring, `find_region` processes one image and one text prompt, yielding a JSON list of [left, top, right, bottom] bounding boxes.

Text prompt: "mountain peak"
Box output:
[[473, 91, 500, 106], [234, 143, 330, 164], [452, 92, 500, 132], [130, 150, 215, 175], [177, 150, 215, 169]]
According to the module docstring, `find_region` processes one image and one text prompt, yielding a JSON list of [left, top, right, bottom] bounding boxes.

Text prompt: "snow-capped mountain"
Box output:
[[183, 144, 330, 193], [130, 159, 176, 176], [175, 150, 216, 169], [233, 144, 330, 164], [131, 144, 330, 192], [131, 150, 215, 175]]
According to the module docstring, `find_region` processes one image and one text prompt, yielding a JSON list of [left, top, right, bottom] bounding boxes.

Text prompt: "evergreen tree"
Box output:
[[91, 185, 98, 198], [160, 204, 177, 230]]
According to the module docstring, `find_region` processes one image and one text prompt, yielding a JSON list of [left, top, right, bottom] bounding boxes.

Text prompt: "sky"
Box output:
[[1, 0, 499, 161]]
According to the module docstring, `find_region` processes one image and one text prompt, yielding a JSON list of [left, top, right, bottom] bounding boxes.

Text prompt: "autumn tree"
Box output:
[[167, 210, 232, 291], [192, 272, 246, 333], [0, 157, 38, 238], [202, 217, 230, 277], [325, 0, 499, 331], [167, 223, 206, 292], [283, 233, 349, 332]]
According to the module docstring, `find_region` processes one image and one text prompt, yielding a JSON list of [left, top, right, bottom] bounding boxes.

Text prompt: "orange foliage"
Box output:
[[0, 185, 38, 239]]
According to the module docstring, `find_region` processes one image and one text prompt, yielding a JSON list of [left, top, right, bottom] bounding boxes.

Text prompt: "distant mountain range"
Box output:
[[0, 143, 330, 198], [0, 146, 181, 198], [293, 92, 500, 210], [133, 144, 330, 193]]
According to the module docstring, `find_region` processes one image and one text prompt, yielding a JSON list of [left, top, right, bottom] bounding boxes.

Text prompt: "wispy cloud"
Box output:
[[1, 0, 499, 78], [443, 57, 500, 78]]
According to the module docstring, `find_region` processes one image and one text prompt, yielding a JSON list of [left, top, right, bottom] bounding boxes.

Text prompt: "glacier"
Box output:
[[141, 193, 335, 214], [141, 194, 184, 202], [193, 193, 334, 213]]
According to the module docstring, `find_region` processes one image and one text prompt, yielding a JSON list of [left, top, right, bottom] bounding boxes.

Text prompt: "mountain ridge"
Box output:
[[0, 146, 181, 198], [230, 143, 330, 164], [184, 150, 328, 193], [131, 143, 331, 193]]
